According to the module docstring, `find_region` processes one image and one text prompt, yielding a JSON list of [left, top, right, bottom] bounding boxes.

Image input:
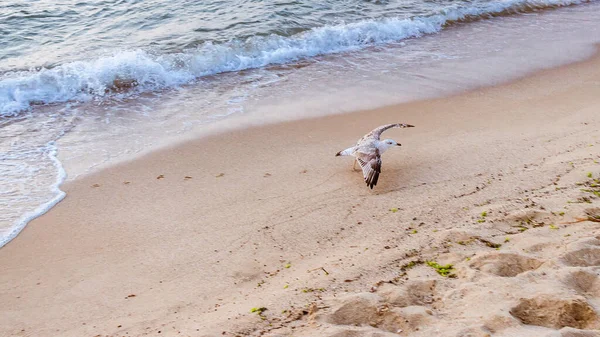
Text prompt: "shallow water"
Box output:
[[2, 0, 587, 72], [1, 0, 600, 247], [1, 0, 595, 116]]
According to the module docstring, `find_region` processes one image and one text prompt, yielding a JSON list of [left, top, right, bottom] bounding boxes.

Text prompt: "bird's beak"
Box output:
[[397, 143, 402, 146]]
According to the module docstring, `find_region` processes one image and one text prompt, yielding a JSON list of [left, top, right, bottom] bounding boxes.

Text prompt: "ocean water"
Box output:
[[1, 0, 600, 247]]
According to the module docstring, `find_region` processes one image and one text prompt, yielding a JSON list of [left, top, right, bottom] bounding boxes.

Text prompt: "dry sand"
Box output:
[[1, 51, 600, 337]]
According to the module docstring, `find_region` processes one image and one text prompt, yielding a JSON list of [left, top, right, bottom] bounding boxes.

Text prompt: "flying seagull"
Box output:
[[335, 123, 415, 189]]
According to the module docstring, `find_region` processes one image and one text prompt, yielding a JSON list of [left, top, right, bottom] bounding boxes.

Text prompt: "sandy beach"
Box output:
[[2, 48, 600, 337]]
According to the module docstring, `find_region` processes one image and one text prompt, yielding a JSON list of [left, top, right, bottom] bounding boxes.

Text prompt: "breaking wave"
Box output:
[[0, 0, 591, 116]]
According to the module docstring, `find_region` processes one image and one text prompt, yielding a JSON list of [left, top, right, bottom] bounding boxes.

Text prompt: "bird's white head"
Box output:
[[378, 139, 401, 153]]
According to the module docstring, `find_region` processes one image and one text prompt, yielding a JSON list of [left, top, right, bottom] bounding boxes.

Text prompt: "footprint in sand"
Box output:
[[324, 292, 433, 334], [509, 295, 598, 329], [563, 270, 600, 297], [561, 247, 600, 267], [469, 253, 543, 277]]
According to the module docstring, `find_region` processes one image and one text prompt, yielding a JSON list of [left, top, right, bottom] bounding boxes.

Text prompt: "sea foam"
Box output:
[[0, 141, 66, 248], [0, 0, 591, 116]]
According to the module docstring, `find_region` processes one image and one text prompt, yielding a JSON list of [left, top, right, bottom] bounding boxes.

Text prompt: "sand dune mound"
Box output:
[[469, 252, 543, 277], [509, 295, 599, 329]]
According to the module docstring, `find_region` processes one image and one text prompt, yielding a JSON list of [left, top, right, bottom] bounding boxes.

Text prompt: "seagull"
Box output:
[[335, 123, 415, 189]]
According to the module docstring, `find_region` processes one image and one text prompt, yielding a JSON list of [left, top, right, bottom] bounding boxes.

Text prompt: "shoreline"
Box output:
[[3, 2, 600, 251], [2, 48, 600, 336], [51, 0, 600, 180]]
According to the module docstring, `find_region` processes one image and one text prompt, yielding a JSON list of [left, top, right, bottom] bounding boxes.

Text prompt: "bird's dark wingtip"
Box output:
[[366, 178, 378, 189], [335, 151, 341, 157]]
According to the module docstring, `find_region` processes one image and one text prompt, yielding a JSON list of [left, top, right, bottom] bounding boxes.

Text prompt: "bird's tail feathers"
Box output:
[[335, 147, 356, 157]]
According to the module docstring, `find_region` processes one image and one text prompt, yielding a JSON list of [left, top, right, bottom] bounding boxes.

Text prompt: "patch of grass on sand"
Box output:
[[582, 189, 600, 197], [426, 261, 455, 278], [251, 307, 268, 319], [580, 175, 600, 198], [476, 211, 488, 223], [251, 307, 267, 314], [583, 173, 599, 189]]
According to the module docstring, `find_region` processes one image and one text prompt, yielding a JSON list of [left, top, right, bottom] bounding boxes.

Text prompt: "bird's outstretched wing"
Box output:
[[363, 123, 415, 141], [356, 149, 382, 189]]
